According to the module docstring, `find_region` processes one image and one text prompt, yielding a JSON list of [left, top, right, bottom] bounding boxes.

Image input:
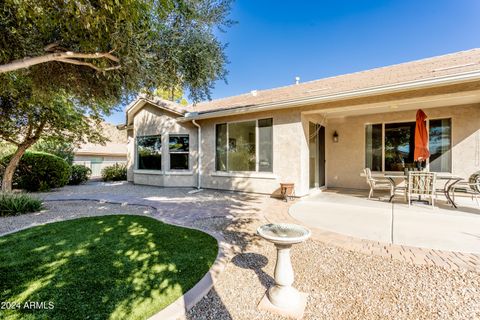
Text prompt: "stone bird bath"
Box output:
[[257, 223, 311, 319]]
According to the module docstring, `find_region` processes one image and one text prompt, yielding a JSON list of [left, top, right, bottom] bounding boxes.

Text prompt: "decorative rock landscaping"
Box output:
[[2, 182, 479, 319]]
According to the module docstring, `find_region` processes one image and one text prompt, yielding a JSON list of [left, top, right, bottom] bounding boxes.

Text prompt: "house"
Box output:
[[122, 49, 480, 196], [73, 123, 127, 177]]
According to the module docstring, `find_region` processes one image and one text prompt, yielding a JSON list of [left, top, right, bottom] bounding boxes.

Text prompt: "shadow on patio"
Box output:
[[289, 188, 480, 254]]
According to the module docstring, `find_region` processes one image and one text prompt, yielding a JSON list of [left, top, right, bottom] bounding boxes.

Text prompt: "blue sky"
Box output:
[[107, 0, 480, 124]]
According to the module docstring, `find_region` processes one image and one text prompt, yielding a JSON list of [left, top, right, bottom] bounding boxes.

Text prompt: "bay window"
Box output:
[[137, 135, 162, 170], [215, 118, 273, 172], [365, 118, 451, 172]]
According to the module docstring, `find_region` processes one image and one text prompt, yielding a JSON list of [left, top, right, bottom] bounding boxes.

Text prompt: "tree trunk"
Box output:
[[1, 144, 30, 192]]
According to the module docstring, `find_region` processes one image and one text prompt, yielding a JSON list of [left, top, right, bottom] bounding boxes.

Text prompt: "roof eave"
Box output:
[[180, 69, 480, 122]]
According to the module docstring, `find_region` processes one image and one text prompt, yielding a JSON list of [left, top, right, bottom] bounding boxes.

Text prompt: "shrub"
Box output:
[[101, 163, 127, 181], [0, 151, 72, 192], [0, 193, 44, 216], [68, 165, 92, 185], [32, 139, 75, 165]]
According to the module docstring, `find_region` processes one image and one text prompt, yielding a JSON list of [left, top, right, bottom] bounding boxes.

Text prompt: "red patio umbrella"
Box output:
[[414, 109, 430, 162]]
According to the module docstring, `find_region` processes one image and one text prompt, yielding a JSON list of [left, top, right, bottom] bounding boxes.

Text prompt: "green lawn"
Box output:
[[0, 215, 218, 320]]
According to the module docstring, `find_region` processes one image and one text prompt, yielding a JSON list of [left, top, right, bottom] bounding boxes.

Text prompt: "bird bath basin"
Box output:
[[257, 223, 311, 318]]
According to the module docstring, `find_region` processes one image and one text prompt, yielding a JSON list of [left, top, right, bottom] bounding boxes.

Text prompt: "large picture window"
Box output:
[[365, 119, 451, 172], [137, 135, 162, 170], [169, 135, 189, 170], [215, 119, 273, 172]]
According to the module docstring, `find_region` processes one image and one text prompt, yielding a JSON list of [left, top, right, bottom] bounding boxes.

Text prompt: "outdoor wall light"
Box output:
[[333, 131, 339, 143]]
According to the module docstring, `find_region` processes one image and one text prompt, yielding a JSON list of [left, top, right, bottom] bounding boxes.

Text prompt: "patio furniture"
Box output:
[[280, 182, 295, 202], [451, 171, 480, 207], [407, 172, 436, 208], [437, 175, 464, 208], [383, 173, 408, 202], [363, 168, 393, 199]]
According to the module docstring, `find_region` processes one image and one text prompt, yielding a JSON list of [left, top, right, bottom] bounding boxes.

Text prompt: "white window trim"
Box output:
[[136, 134, 162, 171], [365, 118, 452, 173], [168, 134, 190, 171], [214, 118, 274, 173]]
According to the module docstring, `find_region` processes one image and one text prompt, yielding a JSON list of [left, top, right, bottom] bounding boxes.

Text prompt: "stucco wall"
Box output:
[[127, 129, 134, 181], [325, 104, 480, 189], [131, 104, 198, 187], [197, 108, 306, 195]]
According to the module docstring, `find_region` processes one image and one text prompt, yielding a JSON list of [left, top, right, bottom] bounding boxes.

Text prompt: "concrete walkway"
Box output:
[[290, 189, 480, 254]]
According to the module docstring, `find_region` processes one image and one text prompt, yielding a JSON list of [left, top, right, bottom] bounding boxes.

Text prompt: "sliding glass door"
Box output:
[[309, 122, 325, 189]]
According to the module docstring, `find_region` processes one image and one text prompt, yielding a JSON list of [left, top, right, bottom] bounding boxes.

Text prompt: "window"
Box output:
[[365, 118, 451, 172], [169, 135, 189, 170], [215, 124, 227, 171], [384, 122, 417, 171], [365, 124, 382, 172], [137, 135, 162, 170], [429, 119, 451, 172], [215, 118, 273, 172], [258, 118, 273, 172]]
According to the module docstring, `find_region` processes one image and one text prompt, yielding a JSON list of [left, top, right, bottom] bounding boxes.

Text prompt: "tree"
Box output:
[[151, 87, 189, 105], [0, 80, 108, 191], [32, 139, 75, 165], [0, 0, 233, 191], [0, 0, 232, 102]]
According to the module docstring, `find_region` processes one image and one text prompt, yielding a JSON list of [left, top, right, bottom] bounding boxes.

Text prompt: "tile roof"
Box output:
[[190, 48, 480, 113]]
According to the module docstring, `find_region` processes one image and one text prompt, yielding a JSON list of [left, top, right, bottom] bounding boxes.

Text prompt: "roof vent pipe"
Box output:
[[295, 76, 300, 85]]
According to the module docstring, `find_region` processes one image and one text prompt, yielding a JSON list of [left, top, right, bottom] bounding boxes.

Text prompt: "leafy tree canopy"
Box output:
[[0, 0, 234, 191], [0, 0, 233, 103]]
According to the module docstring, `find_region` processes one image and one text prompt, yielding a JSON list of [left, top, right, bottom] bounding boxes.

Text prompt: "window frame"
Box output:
[[214, 118, 274, 173], [364, 117, 452, 173], [136, 134, 162, 171], [168, 134, 190, 171]]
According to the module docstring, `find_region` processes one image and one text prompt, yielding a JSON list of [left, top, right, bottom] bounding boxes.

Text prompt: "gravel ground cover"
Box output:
[[0, 200, 154, 236], [186, 216, 480, 320], [3, 183, 479, 319]]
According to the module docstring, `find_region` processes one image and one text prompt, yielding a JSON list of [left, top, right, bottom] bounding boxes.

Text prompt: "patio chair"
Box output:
[[407, 172, 436, 208], [452, 171, 480, 206], [363, 168, 393, 199]]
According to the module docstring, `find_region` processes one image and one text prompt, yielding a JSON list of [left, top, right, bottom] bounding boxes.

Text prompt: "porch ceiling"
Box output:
[[303, 89, 480, 118]]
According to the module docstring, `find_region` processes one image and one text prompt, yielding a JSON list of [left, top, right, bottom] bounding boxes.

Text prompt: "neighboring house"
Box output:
[[74, 123, 127, 177], [121, 49, 480, 196]]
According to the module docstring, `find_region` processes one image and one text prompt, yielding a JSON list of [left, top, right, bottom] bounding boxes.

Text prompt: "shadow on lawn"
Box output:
[[185, 192, 276, 319], [0, 215, 217, 320]]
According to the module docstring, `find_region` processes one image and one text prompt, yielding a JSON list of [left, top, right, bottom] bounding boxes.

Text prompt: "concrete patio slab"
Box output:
[[289, 190, 480, 254]]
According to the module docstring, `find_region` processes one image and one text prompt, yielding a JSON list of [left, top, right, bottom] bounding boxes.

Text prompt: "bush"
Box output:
[[101, 163, 127, 181], [68, 165, 92, 185], [0, 193, 44, 216], [0, 151, 72, 192], [32, 139, 75, 165]]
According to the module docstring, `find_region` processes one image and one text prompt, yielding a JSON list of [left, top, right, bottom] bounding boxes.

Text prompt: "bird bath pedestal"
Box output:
[[257, 223, 311, 319]]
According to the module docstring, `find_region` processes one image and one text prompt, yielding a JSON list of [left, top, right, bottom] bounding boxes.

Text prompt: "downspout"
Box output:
[[192, 120, 202, 189]]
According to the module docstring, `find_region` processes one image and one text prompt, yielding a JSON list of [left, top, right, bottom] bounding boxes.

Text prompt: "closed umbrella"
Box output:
[[414, 109, 430, 162]]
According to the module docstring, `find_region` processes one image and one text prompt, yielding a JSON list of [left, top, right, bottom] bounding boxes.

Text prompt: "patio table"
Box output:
[[368, 172, 464, 207], [437, 175, 464, 208], [382, 174, 406, 202]]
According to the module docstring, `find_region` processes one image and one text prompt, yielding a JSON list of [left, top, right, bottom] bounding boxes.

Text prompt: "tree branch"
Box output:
[[0, 136, 20, 146], [32, 119, 47, 141], [0, 51, 121, 74], [56, 58, 121, 72]]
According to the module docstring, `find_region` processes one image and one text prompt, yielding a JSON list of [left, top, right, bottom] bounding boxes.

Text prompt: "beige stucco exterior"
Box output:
[[129, 103, 198, 187], [324, 103, 480, 189], [126, 82, 480, 196]]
